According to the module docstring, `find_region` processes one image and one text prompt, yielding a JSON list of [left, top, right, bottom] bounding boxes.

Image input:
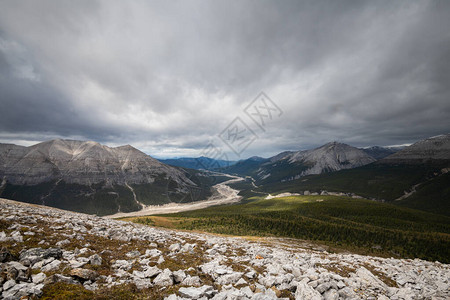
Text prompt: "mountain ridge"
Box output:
[[0, 139, 191, 186], [0, 139, 213, 216]]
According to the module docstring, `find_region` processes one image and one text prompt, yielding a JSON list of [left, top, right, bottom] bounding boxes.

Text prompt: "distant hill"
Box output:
[[380, 134, 450, 164], [223, 142, 376, 184], [0, 139, 213, 215], [220, 156, 268, 176], [257, 134, 450, 216], [159, 156, 235, 170], [360, 146, 403, 160]]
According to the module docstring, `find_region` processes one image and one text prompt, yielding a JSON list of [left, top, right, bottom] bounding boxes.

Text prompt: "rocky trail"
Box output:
[[0, 198, 449, 300]]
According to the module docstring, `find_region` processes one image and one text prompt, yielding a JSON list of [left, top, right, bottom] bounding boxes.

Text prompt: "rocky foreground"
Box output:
[[0, 198, 449, 300]]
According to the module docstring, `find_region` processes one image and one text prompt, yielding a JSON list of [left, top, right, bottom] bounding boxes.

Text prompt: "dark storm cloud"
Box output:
[[0, 0, 449, 158]]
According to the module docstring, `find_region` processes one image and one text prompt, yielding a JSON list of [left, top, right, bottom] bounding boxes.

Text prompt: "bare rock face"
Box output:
[[0, 139, 193, 186], [256, 142, 376, 181], [0, 139, 202, 215], [380, 134, 450, 164], [288, 142, 376, 176]]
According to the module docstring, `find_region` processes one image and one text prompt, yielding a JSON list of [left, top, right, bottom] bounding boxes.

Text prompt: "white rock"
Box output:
[[169, 243, 181, 252], [41, 259, 61, 272], [153, 268, 173, 286], [89, 254, 102, 266], [182, 275, 202, 287], [145, 248, 162, 257], [173, 270, 187, 283], [217, 272, 242, 285], [0, 231, 8, 242], [178, 285, 214, 299], [295, 280, 322, 300], [3, 279, 16, 290], [32, 273, 46, 284], [144, 266, 161, 278], [323, 288, 339, 300]]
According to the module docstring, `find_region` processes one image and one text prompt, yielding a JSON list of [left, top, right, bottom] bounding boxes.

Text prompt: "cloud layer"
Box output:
[[1, 0, 449, 158]]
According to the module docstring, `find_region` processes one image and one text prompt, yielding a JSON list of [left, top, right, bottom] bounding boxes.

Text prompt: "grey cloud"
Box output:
[[0, 0, 449, 158]]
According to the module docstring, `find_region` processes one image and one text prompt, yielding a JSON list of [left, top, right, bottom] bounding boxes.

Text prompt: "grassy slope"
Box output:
[[131, 195, 450, 263], [256, 163, 450, 216], [397, 172, 450, 215], [259, 164, 432, 200]]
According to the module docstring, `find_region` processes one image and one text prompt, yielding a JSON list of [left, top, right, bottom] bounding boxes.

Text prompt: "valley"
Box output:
[[1, 135, 449, 299], [106, 175, 244, 218]]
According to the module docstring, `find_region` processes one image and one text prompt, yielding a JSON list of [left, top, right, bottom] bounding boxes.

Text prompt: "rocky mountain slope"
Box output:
[[287, 142, 376, 174], [380, 134, 450, 164], [0, 139, 190, 186], [257, 135, 450, 215], [0, 139, 207, 216], [252, 142, 376, 183], [1, 198, 449, 299]]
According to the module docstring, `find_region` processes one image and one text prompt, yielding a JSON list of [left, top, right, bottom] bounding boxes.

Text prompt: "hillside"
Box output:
[[255, 135, 450, 216], [140, 195, 450, 263], [1, 198, 450, 299], [220, 156, 268, 177], [223, 142, 376, 184], [159, 157, 235, 170], [0, 139, 212, 216], [380, 134, 450, 164]]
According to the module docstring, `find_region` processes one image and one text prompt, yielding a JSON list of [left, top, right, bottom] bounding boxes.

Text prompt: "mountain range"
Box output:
[[222, 142, 378, 184], [0, 134, 449, 216], [0, 139, 212, 216], [255, 134, 450, 215]]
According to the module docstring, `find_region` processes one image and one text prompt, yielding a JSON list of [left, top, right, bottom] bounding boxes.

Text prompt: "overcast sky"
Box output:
[[1, 0, 449, 159]]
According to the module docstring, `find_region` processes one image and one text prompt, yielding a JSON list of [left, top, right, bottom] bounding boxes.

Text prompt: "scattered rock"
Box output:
[[153, 268, 173, 286], [169, 243, 181, 252], [32, 272, 46, 284], [89, 254, 102, 266], [178, 285, 215, 299], [296, 280, 322, 300], [70, 268, 99, 281], [1, 198, 449, 300], [173, 270, 187, 283], [44, 274, 79, 285]]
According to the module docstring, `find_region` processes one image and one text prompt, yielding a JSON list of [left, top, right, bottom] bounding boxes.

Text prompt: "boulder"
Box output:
[[44, 274, 79, 285], [217, 272, 242, 285], [173, 270, 187, 283], [89, 254, 102, 266], [3, 279, 16, 291], [178, 285, 215, 299], [324, 288, 339, 300], [144, 266, 161, 278], [20, 247, 62, 265], [41, 259, 61, 272], [153, 268, 173, 286], [145, 248, 162, 257], [182, 275, 202, 287], [169, 243, 181, 252], [295, 280, 322, 300], [32, 272, 46, 284], [70, 268, 99, 282]]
